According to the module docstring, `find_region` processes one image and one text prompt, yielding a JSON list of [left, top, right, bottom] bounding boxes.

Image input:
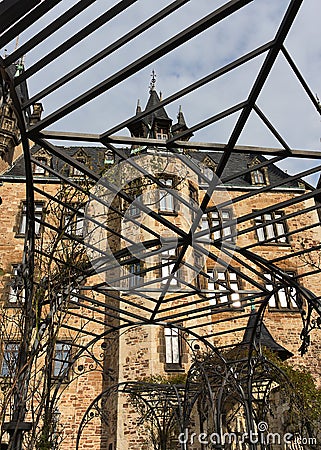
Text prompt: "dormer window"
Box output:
[[104, 149, 114, 165], [72, 157, 86, 177], [33, 157, 48, 175], [252, 169, 265, 185], [248, 157, 269, 186], [71, 150, 88, 177], [199, 156, 216, 186], [32, 149, 51, 176], [156, 127, 168, 140]]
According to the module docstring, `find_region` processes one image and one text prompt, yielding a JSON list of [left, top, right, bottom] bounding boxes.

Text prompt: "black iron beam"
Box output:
[[27, 0, 254, 133], [22, 0, 189, 107], [0, 0, 40, 34], [15, 0, 139, 86], [0, 0, 63, 50], [6, 0, 98, 66], [101, 40, 272, 138]]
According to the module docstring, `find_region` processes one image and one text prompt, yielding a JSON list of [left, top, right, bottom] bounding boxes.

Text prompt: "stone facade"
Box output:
[[0, 87, 320, 450]]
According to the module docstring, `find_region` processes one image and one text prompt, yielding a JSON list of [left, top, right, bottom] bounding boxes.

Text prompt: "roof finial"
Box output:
[[136, 99, 141, 114], [149, 70, 156, 93]]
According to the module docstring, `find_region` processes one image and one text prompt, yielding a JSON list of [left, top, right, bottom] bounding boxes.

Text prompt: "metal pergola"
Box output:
[[1, 1, 321, 449]]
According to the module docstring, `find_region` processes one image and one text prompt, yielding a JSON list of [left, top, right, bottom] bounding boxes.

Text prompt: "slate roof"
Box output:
[[0, 143, 304, 191], [190, 150, 303, 189], [143, 89, 172, 127], [0, 144, 106, 180]]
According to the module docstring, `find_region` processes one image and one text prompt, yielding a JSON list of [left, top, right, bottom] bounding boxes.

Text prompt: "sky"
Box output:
[[2, 0, 321, 183]]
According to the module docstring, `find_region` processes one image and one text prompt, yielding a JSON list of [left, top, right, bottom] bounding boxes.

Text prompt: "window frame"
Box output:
[[71, 156, 87, 178], [164, 326, 182, 370], [202, 208, 235, 243], [1, 341, 19, 377], [264, 271, 300, 311], [156, 127, 168, 140], [32, 157, 48, 176], [207, 268, 242, 309], [189, 183, 198, 221], [158, 177, 177, 215], [8, 264, 25, 305], [104, 149, 114, 165], [161, 248, 179, 287], [64, 205, 85, 238], [52, 341, 72, 380], [126, 260, 144, 289], [252, 169, 265, 185], [254, 210, 288, 244], [17, 201, 44, 237]]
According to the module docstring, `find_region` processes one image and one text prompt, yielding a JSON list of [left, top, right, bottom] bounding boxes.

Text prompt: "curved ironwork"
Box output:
[[0, 0, 321, 448]]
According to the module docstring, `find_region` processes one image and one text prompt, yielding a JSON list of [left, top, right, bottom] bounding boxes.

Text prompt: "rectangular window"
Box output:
[[18, 202, 43, 236], [203, 209, 234, 242], [65, 207, 84, 237], [33, 158, 47, 175], [207, 269, 242, 308], [127, 261, 143, 289], [8, 265, 25, 304], [164, 327, 181, 367], [1, 342, 19, 377], [159, 178, 175, 213], [254, 211, 288, 243], [252, 169, 265, 185], [161, 249, 178, 286], [264, 272, 298, 309], [198, 165, 214, 186], [211, 209, 234, 242], [53, 342, 72, 378], [156, 128, 168, 140], [189, 184, 198, 221]]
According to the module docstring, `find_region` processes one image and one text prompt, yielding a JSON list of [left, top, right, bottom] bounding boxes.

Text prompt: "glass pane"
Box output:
[[19, 214, 27, 234], [171, 336, 180, 364], [164, 328, 180, 364], [278, 288, 288, 308], [54, 343, 71, 377], [256, 226, 265, 242], [276, 222, 286, 242], [269, 295, 276, 308], [288, 286, 297, 307], [35, 213, 42, 235], [1, 343, 19, 376], [204, 167, 213, 181], [266, 224, 275, 240], [201, 215, 209, 230], [212, 218, 220, 240], [159, 189, 174, 212]]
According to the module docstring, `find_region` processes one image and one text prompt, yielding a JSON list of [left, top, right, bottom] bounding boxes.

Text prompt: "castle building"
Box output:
[[0, 76, 321, 450]]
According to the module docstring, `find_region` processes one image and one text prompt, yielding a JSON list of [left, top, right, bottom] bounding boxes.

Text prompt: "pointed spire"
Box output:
[[136, 99, 141, 114], [149, 70, 156, 93], [177, 105, 186, 127]]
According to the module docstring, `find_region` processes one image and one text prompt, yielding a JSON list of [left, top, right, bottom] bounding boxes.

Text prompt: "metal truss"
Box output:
[[1, 0, 321, 448]]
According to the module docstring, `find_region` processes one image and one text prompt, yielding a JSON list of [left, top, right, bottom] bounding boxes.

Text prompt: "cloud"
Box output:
[[2, 0, 321, 182]]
